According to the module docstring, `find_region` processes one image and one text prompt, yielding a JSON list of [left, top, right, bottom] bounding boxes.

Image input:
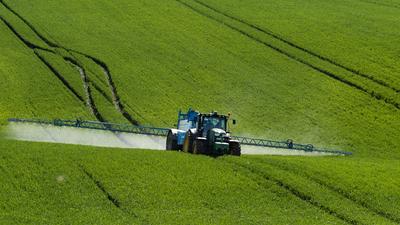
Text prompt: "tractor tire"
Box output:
[[166, 131, 178, 150], [183, 132, 194, 153], [193, 138, 208, 155], [229, 141, 241, 156]]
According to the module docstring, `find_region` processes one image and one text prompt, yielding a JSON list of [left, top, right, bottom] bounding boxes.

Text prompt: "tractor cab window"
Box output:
[[178, 119, 196, 131], [201, 116, 226, 136]]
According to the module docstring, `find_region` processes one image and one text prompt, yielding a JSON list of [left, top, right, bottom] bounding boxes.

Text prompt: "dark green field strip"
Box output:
[[0, 0, 139, 125], [176, 0, 400, 110], [244, 157, 400, 224], [251, 157, 400, 223]]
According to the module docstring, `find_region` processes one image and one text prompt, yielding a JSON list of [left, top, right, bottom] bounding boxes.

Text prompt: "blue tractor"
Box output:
[[166, 109, 241, 156]]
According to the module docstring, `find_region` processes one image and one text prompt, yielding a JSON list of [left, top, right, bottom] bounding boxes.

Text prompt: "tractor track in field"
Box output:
[[0, 16, 86, 104], [192, 0, 400, 94], [64, 57, 105, 122], [176, 0, 400, 110], [224, 159, 361, 225], [33, 50, 85, 103], [66, 49, 140, 126], [79, 164, 122, 209], [78, 164, 141, 220], [0, 0, 139, 125], [357, 0, 400, 9], [252, 158, 400, 224], [0, 15, 101, 118], [92, 82, 115, 104]]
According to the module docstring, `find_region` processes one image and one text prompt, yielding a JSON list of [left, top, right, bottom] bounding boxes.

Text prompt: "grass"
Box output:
[[0, 0, 399, 224], [0, 19, 91, 125], [1, 139, 398, 224], [1, 0, 399, 156], [197, 0, 400, 87], [0, 140, 134, 225], [226, 155, 400, 224], [0, 139, 367, 224]]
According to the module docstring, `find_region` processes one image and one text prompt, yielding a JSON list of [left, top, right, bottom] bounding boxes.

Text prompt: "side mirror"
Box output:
[[232, 119, 236, 125]]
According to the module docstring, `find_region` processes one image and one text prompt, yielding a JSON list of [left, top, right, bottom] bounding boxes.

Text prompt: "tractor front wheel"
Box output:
[[229, 141, 241, 156], [193, 138, 208, 155]]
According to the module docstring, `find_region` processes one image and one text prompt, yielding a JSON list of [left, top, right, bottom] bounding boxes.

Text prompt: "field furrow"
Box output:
[[357, 0, 400, 9], [64, 56, 105, 121], [224, 158, 362, 225], [249, 156, 400, 222], [193, 0, 400, 94], [246, 157, 400, 224], [33, 50, 85, 103], [68, 50, 141, 125], [0, 1, 140, 124], [177, 0, 400, 110], [0, 15, 86, 102]]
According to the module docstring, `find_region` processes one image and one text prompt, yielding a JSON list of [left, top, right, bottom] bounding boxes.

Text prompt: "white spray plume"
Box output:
[[6, 123, 166, 150], [6, 122, 333, 156]]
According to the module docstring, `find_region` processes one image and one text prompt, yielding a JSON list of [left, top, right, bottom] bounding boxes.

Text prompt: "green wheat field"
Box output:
[[0, 0, 399, 224]]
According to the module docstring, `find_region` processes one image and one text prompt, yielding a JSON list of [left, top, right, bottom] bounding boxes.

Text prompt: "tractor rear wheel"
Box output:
[[183, 132, 194, 153], [193, 138, 208, 155], [229, 141, 241, 156], [166, 131, 178, 150]]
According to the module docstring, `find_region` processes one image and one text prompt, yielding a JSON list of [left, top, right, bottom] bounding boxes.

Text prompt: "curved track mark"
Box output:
[[192, 0, 400, 93], [33, 51, 85, 103], [64, 57, 105, 122], [225, 159, 360, 225], [79, 164, 121, 208], [176, 0, 400, 110], [0, 1, 140, 124], [67, 50, 140, 126], [256, 159, 400, 223], [356, 0, 400, 9], [0, 0, 58, 47], [78, 164, 142, 221], [0, 15, 86, 103]]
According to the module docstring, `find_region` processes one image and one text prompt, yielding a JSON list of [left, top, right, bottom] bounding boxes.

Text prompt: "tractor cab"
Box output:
[[197, 112, 228, 137]]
